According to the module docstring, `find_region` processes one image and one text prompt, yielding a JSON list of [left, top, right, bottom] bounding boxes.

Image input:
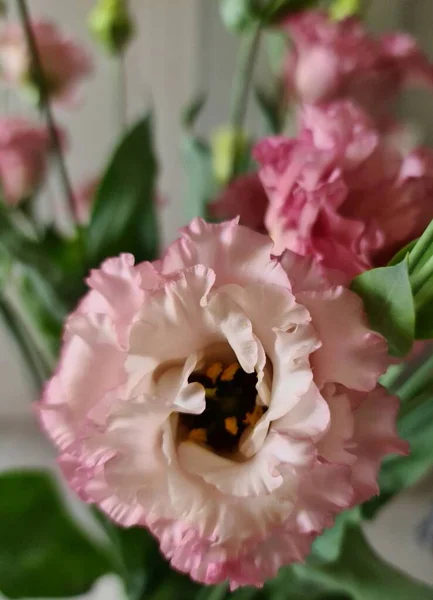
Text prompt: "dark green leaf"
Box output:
[[0, 470, 117, 598], [311, 509, 361, 563], [182, 94, 207, 129], [254, 85, 283, 134], [182, 136, 216, 222], [87, 114, 159, 266], [351, 259, 415, 357]]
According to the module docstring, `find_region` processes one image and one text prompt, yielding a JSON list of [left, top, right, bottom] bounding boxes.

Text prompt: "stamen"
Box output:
[[224, 416, 239, 436], [206, 362, 223, 383], [205, 387, 217, 398], [188, 428, 207, 444], [244, 405, 264, 427], [221, 362, 240, 382]]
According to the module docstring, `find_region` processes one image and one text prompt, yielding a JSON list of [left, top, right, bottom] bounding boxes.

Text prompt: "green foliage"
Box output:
[[254, 85, 283, 134], [351, 259, 415, 357], [329, 0, 362, 20], [0, 471, 117, 599], [220, 0, 323, 31], [182, 136, 216, 222], [87, 114, 159, 266]]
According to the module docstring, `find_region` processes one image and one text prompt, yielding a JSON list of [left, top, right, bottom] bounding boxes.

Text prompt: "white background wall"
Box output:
[[1, 1, 433, 598]]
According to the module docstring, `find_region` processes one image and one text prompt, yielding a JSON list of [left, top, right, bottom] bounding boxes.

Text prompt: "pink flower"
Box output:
[[0, 21, 93, 105], [282, 10, 433, 128], [0, 117, 53, 205], [38, 218, 407, 588], [209, 173, 268, 233], [73, 177, 99, 225], [255, 101, 433, 276]]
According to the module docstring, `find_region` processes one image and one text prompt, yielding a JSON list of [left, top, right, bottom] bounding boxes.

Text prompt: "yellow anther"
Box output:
[[188, 428, 207, 444], [206, 362, 223, 383], [224, 417, 238, 436], [220, 362, 240, 382], [243, 405, 264, 428], [205, 387, 217, 399]]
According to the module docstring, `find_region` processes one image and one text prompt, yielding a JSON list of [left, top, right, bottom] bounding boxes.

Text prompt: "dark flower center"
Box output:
[[180, 361, 266, 454]]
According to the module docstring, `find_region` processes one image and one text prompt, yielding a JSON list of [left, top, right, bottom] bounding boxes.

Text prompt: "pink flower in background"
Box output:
[[0, 21, 93, 105], [209, 173, 268, 233], [282, 10, 433, 128], [73, 177, 99, 224], [38, 218, 407, 588], [255, 101, 433, 276], [0, 117, 53, 205]]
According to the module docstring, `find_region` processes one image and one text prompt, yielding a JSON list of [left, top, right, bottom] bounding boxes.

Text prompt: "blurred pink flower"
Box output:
[[255, 101, 433, 276], [282, 10, 433, 128], [38, 218, 406, 588], [73, 177, 99, 224], [209, 172, 268, 232], [0, 20, 93, 105], [0, 117, 53, 206]]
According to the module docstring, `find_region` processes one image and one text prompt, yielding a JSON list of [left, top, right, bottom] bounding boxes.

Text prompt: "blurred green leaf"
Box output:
[[265, 30, 287, 76], [220, 0, 256, 32], [317, 525, 433, 600], [0, 470, 117, 598], [363, 388, 433, 519], [220, 0, 323, 31], [329, 0, 362, 20], [182, 94, 207, 130], [182, 136, 216, 222], [87, 114, 159, 266], [311, 509, 361, 563], [351, 259, 415, 357]]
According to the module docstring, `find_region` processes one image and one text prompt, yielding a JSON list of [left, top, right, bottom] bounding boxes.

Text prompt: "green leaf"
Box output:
[[264, 30, 287, 76], [329, 0, 362, 20], [311, 509, 361, 563], [351, 259, 415, 357], [87, 114, 159, 266], [317, 525, 433, 600], [181, 136, 216, 222], [0, 470, 117, 598], [254, 85, 283, 134], [182, 94, 207, 130]]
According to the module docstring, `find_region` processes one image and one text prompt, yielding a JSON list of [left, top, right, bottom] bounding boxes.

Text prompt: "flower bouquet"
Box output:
[[1, 1, 433, 599]]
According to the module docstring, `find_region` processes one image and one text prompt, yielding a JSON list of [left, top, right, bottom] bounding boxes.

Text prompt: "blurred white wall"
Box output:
[[1, 1, 433, 598]]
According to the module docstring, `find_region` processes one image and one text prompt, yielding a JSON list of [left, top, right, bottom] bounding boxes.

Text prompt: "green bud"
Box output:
[[88, 0, 134, 55], [329, 0, 363, 20], [211, 126, 249, 184]]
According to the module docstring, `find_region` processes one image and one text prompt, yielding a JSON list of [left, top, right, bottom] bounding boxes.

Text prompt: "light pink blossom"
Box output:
[[38, 218, 407, 588], [0, 117, 53, 205], [0, 21, 93, 105], [210, 173, 268, 233], [282, 10, 433, 128], [255, 101, 433, 276]]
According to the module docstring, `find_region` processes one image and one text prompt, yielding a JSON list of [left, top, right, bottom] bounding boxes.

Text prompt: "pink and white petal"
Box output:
[[128, 265, 219, 363], [317, 385, 356, 465], [351, 385, 409, 503], [156, 353, 206, 415], [162, 218, 290, 289], [299, 286, 389, 391], [295, 463, 353, 534], [207, 291, 258, 374], [274, 381, 330, 440]]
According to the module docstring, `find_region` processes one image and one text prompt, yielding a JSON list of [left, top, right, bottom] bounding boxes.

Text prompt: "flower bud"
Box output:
[[211, 126, 249, 185], [88, 0, 134, 55], [329, 0, 363, 20]]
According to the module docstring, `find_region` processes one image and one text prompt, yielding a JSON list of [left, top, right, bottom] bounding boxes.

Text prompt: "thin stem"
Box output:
[[397, 352, 433, 403], [411, 252, 433, 295], [408, 219, 433, 274], [15, 0, 77, 224], [113, 52, 128, 133], [228, 24, 262, 178]]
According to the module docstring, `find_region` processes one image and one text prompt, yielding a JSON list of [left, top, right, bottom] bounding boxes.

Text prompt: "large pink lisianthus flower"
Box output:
[[0, 21, 93, 105], [282, 10, 433, 129], [38, 218, 407, 588], [0, 117, 54, 206], [255, 101, 433, 277]]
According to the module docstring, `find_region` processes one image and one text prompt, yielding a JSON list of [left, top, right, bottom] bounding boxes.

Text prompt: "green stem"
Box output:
[[228, 23, 262, 177], [411, 253, 433, 294], [397, 352, 433, 403], [408, 219, 433, 274], [16, 0, 77, 225]]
